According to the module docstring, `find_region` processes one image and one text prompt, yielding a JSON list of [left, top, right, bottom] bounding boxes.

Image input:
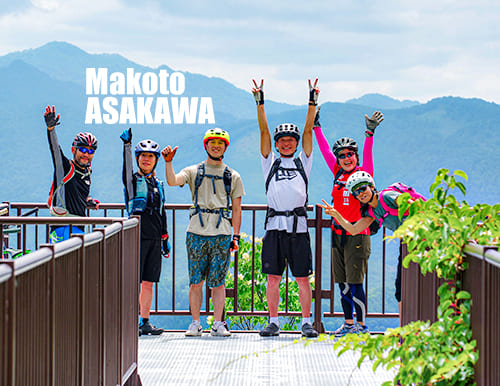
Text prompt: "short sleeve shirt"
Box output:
[[362, 190, 404, 232], [180, 161, 245, 236], [261, 151, 312, 233]]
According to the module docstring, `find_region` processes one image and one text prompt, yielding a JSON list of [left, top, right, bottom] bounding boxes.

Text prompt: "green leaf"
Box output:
[[456, 291, 471, 300], [453, 170, 468, 180]]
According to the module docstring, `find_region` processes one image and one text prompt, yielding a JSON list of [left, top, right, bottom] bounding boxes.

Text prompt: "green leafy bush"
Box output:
[[332, 169, 500, 385]]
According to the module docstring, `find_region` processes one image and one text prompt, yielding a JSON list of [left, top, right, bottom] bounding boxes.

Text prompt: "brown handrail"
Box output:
[[3, 202, 398, 332]]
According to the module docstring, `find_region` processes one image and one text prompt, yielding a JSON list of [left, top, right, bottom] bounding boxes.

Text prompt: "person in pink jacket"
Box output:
[[314, 108, 383, 336]]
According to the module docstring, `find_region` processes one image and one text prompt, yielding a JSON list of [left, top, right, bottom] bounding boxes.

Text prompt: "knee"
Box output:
[[267, 275, 281, 288], [190, 281, 204, 290], [295, 277, 310, 288], [142, 281, 154, 290]]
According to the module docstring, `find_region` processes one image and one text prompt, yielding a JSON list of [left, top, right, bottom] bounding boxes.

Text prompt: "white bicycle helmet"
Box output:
[[346, 171, 375, 194], [135, 139, 161, 158], [274, 123, 300, 141]]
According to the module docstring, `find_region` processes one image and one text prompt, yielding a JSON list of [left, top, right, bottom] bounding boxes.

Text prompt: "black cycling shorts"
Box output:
[[140, 238, 162, 283], [261, 230, 313, 277]]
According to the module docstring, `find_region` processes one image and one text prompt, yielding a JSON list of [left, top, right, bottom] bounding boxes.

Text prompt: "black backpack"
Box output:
[[191, 162, 232, 228]]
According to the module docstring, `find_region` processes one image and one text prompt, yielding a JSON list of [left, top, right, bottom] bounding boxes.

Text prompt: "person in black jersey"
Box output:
[[45, 105, 100, 243], [121, 128, 170, 336]]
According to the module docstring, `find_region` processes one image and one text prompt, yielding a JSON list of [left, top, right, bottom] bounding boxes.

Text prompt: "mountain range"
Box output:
[[1, 41, 499, 214]]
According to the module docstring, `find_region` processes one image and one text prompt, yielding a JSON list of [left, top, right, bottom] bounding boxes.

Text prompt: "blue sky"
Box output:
[[0, 0, 498, 105]]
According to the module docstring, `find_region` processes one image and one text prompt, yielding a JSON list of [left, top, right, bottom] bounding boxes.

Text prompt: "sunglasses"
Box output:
[[353, 185, 370, 197], [78, 147, 95, 155], [338, 151, 355, 160]]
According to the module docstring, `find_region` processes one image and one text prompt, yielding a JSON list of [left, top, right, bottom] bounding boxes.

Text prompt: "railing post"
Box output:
[[2, 260, 16, 386], [42, 243, 56, 386], [313, 205, 325, 333], [73, 234, 86, 386], [96, 229, 106, 386]]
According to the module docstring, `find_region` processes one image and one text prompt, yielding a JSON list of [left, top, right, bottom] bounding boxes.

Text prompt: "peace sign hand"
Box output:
[[308, 78, 319, 106], [252, 79, 264, 105]]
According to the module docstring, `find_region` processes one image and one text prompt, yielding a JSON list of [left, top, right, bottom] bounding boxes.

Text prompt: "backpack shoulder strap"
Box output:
[[293, 157, 308, 189], [378, 189, 399, 217], [265, 158, 282, 193], [193, 162, 205, 207], [223, 166, 232, 210]]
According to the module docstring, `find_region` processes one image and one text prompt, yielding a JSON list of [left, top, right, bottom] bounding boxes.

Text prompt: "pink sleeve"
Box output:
[[361, 135, 374, 176], [313, 126, 337, 174]]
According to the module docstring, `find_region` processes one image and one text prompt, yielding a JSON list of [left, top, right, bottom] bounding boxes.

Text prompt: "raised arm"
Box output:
[[252, 79, 271, 157], [120, 128, 135, 203], [361, 111, 383, 175], [302, 78, 319, 157], [312, 107, 337, 174], [161, 146, 185, 186]]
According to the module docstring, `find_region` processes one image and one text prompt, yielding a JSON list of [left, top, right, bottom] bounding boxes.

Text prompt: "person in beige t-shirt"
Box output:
[[162, 128, 244, 337]]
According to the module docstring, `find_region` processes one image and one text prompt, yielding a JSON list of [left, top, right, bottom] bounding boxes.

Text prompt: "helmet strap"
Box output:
[[206, 150, 223, 161]]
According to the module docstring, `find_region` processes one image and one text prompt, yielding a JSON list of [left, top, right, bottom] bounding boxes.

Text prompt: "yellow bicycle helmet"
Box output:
[[203, 128, 230, 147]]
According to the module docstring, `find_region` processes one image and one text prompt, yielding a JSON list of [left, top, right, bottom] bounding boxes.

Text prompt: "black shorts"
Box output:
[[140, 238, 162, 283], [261, 230, 313, 277]]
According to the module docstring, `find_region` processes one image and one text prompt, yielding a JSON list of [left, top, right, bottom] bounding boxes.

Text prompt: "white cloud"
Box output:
[[0, 0, 498, 105]]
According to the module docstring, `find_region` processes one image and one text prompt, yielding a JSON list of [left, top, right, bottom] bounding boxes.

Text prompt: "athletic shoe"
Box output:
[[301, 323, 319, 338], [210, 323, 231, 337], [333, 323, 357, 337], [355, 323, 370, 334], [259, 323, 280, 337], [185, 321, 203, 337], [139, 321, 163, 336]]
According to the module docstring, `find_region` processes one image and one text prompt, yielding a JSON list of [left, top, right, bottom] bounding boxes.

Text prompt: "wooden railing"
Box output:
[[0, 216, 141, 386], [3, 202, 399, 334], [401, 243, 500, 385]]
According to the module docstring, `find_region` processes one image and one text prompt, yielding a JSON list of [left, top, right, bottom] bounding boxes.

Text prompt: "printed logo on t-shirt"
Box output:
[[343, 190, 350, 205], [275, 168, 298, 182]]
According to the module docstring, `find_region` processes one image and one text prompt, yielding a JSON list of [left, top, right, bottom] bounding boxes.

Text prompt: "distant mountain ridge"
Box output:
[[0, 41, 499, 209], [346, 93, 420, 110]]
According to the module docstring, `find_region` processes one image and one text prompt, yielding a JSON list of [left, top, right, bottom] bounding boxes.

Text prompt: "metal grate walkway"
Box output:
[[138, 332, 395, 385]]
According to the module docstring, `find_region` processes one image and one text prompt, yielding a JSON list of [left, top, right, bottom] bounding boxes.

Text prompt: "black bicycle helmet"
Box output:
[[72, 132, 98, 150], [332, 137, 357, 157]]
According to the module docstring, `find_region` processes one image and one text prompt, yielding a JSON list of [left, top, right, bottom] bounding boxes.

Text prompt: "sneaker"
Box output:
[[210, 322, 231, 337], [139, 321, 163, 336], [333, 323, 357, 337], [259, 323, 280, 337], [301, 323, 319, 338], [355, 323, 370, 334], [185, 321, 203, 337]]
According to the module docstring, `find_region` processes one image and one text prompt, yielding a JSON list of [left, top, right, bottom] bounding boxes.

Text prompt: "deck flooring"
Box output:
[[137, 331, 395, 385]]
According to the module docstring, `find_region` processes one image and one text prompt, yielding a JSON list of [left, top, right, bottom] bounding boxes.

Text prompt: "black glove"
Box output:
[[120, 128, 132, 144], [252, 79, 264, 105], [44, 105, 60, 128], [86, 197, 100, 209], [162, 234, 170, 258], [229, 234, 240, 253], [308, 78, 319, 106], [313, 106, 321, 128], [365, 111, 384, 137]]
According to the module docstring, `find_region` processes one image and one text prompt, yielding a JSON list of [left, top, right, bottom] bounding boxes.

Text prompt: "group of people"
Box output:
[[45, 77, 416, 339]]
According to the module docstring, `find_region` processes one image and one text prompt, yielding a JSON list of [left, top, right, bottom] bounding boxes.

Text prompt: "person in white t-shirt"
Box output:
[[251, 78, 319, 338]]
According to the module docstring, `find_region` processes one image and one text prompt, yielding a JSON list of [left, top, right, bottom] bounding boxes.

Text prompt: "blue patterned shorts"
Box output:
[[186, 232, 231, 288]]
